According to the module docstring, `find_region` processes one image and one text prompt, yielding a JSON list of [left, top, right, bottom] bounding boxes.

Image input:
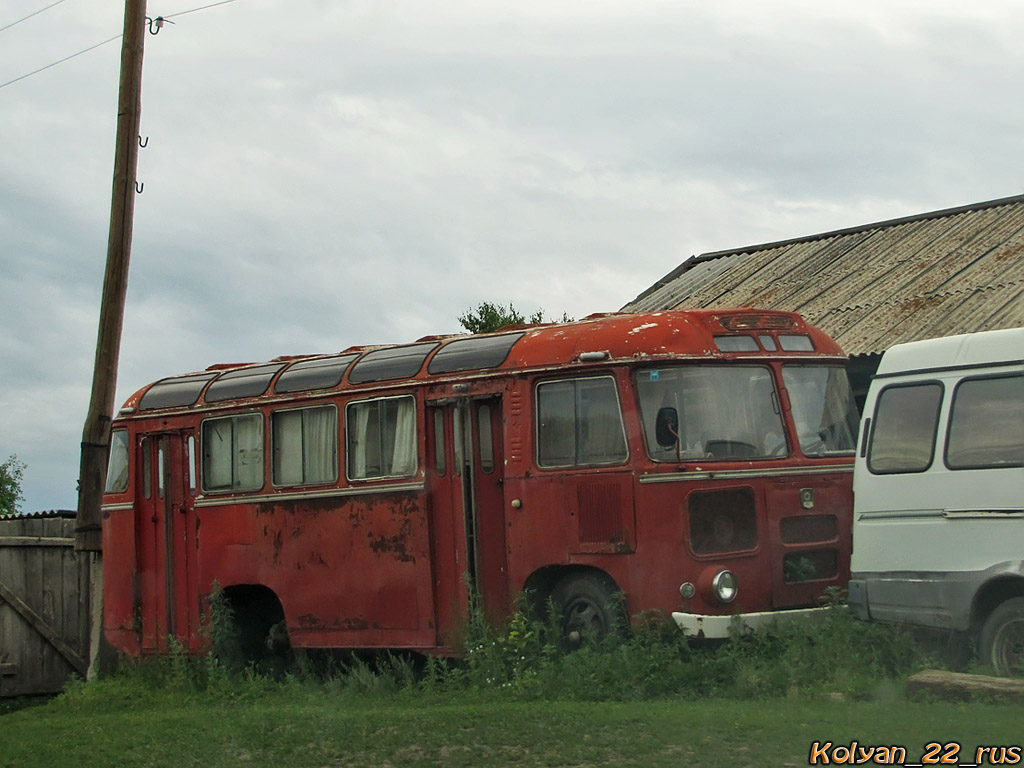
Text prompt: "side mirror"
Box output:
[[655, 407, 679, 448]]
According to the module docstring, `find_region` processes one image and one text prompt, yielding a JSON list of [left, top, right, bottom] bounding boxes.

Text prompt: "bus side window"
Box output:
[[347, 395, 417, 480], [105, 429, 130, 494], [187, 435, 197, 495], [478, 404, 494, 473], [536, 376, 627, 468], [272, 405, 338, 486], [202, 414, 264, 492]]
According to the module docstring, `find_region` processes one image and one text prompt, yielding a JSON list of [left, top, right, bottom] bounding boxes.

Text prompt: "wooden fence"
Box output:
[[0, 512, 91, 696]]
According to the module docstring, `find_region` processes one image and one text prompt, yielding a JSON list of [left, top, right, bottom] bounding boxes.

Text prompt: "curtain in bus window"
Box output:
[[389, 397, 417, 476], [348, 402, 373, 478], [348, 397, 415, 479], [303, 406, 337, 482], [273, 406, 337, 486], [234, 415, 263, 489], [274, 410, 304, 485]]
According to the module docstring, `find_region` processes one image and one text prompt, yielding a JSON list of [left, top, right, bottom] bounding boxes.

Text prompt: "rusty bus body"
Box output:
[[100, 309, 858, 656]]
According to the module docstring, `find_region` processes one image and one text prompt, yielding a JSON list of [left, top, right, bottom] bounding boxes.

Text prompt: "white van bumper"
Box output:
[[672, 606, 832, 639]]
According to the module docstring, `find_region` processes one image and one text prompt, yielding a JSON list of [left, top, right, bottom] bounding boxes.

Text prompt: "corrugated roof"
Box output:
[[623, 194, 1024, 356], [0, 509, 76, 521]]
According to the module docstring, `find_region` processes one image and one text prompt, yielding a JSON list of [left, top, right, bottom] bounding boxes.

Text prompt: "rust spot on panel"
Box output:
[[339, 618, 370, 630], [271, 530, 283, 564], [307, 552, 327, 567], [364, 499, 421, 563], [368, 524, 416, 563], [296, 614, 368, 631]]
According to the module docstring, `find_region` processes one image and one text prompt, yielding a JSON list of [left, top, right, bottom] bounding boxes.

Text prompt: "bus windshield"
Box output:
[[781, 365, 859, 456], [635, 365, 786, 461]]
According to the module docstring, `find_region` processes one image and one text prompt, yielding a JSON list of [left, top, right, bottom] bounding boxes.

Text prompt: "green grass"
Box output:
[[2, 604, 1021, 767], [2, 682, 1022, 768]]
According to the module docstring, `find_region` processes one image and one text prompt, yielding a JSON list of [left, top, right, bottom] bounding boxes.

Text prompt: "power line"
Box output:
[[0, 33, 121, 91], [162, 0, 238, 21], [0, 0, 69, 34], [0, 0, 239, 92]]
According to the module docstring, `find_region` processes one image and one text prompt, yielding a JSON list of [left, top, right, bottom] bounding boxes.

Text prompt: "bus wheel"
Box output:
[[551, 573, 624, 646], [979, 597, 1024, 676]]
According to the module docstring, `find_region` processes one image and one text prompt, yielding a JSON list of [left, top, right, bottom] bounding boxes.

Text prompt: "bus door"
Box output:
[[427, 397, 509, 637], [135, 431, 199, 652]]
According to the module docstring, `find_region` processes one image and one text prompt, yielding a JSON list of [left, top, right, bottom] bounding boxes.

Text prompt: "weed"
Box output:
[[65, 585, 934, 707]]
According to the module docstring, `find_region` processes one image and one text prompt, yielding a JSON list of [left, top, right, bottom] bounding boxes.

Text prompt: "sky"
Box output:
[[2, 0, 1023, 513]]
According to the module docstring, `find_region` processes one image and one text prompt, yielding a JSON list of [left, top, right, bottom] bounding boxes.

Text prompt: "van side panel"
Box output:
[[850, 329, 1024, 636]]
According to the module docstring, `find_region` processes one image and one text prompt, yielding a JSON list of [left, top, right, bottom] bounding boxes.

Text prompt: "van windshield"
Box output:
[[782, 366, 859, 456], [635, 365, 785, 461]]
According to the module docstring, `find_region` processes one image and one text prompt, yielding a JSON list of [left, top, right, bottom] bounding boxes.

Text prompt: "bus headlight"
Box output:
[[711, 570, 738, 603]]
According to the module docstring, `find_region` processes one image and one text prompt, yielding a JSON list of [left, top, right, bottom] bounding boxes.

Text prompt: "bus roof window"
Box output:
[[779, 335, 815, 352], [714, 336, 759, 352], [206, 363, 286, 403], [348, 342, 439, 384], [140, 372, 217, 410], [275, 354, 357, 393], [428, 332, 524, 375]]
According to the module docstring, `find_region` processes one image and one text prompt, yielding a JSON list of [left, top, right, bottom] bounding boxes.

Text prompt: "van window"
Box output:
[[946, 375, 1024, 469], [867, 383, 943, 474]]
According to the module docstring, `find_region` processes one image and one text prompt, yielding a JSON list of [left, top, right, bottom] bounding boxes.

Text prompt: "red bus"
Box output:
[[100, 309, 859, 658]]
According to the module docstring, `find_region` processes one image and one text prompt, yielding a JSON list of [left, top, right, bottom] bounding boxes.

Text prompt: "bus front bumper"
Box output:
[[672, 606, 832, 639]]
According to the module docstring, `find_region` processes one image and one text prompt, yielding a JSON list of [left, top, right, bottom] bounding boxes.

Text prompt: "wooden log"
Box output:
[[0, 537, 75, 547], [907, 669, 1024, 701]]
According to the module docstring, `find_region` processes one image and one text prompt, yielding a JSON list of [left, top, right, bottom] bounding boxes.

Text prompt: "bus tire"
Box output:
[[979, 597, 1024, 676], [551, 572, 625, 646]]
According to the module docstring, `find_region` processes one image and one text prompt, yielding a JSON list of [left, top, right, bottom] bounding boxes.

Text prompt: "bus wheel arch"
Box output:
[[214, 584, 290, 665], [524, 566, 627, 645]]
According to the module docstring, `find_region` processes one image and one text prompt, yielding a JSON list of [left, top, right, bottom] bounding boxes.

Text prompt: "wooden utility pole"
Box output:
[[76, 0, 147, 551], [76, 0, 147, 676]]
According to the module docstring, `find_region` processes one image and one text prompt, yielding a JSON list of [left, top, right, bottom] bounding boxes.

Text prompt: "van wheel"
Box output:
[[979, 597, 1024, 676], [551, 573, 624, 646]]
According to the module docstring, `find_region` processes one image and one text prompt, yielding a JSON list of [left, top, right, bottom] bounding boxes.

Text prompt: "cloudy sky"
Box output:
[[2, 0, 1022, 513]]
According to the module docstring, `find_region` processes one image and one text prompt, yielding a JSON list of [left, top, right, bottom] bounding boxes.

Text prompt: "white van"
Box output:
[[849, 328, 1024, 675]]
